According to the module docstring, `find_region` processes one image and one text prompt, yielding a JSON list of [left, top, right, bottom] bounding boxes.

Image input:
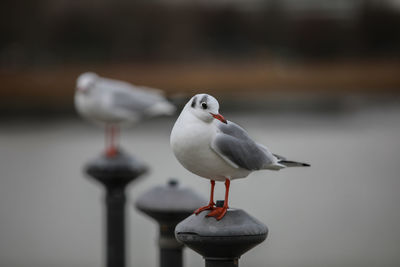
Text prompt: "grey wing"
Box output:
[[100, 78, 166, 115], [211, 121, 275, 170], [112, 90, 160, 115], [272, 153, 286, 160]]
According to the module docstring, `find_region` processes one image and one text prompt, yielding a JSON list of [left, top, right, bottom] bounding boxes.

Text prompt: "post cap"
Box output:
[[135, 179, 207, 224], [175, 209, 268, 259], [85, 149, 148, 188]]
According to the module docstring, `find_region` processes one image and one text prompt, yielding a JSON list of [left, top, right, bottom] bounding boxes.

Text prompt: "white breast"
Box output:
[[170, 112, 250, 181], [74, 90, 139, 125]]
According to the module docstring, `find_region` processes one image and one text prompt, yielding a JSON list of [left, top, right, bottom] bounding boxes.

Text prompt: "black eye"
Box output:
[[201, 102, 207, 109]]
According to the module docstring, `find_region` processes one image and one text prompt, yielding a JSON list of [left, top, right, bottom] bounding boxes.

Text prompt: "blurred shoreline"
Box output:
[[1, 59, 400, 117]]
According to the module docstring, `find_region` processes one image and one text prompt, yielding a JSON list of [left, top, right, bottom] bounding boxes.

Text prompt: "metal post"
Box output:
[[159, 224, 183, 267], [136, 179, 207, 267], [175, 201, 268, 267], [85, 150, 147, 267], [105, 186, 126, 267], [205, 259, 238, 267]]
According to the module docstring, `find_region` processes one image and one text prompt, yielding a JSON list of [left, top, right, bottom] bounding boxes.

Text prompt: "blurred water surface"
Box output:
[[0, 104, 400, 267]]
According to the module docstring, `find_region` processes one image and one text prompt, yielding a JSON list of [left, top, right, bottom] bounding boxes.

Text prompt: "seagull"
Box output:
[[170, 93, 310, 220], [75, 72, 176, 157]]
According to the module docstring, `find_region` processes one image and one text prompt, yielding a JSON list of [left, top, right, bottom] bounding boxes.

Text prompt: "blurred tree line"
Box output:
[[1, 0, 400, 68]]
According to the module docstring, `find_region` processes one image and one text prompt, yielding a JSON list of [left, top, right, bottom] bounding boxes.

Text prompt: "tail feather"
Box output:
[[279, 160, 310, 167]]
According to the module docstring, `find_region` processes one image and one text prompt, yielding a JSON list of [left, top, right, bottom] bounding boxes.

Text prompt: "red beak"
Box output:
[[211, 113, 227, 124]]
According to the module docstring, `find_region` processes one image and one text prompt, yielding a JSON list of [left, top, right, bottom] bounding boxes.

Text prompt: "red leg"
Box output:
[[207, 178, 230, 220], [114, 125, 119, 149], [105, 125, 110, 152], [105, 125, 118, 157], [194, 180, 216, 215]]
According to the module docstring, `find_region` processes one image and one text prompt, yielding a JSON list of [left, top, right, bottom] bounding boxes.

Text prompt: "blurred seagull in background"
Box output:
[[75, 72, 176, 157], [170, 93, 310, 220]]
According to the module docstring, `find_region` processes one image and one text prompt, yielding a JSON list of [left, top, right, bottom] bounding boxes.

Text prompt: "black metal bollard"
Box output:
[[135, 179, 207, 267], [85, 150, 147, 267], [175, 201, 268, 267]]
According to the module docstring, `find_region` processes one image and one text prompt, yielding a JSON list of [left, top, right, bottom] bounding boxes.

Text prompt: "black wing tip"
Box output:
[[279, 160, 311, 167]]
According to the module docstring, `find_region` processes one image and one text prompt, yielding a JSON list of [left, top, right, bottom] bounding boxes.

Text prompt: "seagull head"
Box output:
[[76, 72, 98, 93], [186, 93, 227, 124]]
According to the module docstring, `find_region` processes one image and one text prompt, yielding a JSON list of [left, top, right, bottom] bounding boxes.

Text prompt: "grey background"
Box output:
[[0, 102, 399, 267]]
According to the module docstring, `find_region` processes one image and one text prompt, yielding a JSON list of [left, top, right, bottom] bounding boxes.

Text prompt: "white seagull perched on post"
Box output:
[[75, 72, 176, 157], [170, 93, 310, 220]]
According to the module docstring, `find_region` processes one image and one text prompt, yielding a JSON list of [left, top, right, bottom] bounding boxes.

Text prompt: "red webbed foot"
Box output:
[[195, 180, 216, 215], [105, 147, 118, 158], [206, 206, 228, 220], [194, 203, 215, 215]]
